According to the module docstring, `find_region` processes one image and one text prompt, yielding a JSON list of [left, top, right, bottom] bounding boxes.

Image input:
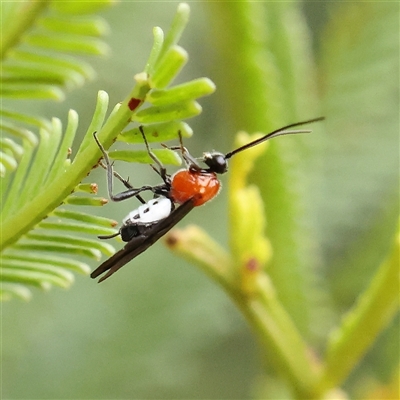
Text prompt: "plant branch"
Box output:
[[319, 231, 400, 391]]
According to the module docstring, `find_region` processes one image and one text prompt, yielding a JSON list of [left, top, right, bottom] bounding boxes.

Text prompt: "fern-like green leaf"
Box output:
[[0, 2, 215, 300], [1, 2, 114, 300], [1, 94, 117, 300], [1, 1, 112, 175]]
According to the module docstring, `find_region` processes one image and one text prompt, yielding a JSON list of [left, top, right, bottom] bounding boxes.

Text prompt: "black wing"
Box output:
[[91, 200, 195, 282]]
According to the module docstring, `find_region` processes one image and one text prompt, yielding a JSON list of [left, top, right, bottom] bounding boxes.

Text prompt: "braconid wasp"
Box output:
[[91, 117, 324, 282]]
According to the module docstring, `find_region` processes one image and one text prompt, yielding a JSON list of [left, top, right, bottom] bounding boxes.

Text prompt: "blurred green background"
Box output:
[[2, 2, 398, 399]]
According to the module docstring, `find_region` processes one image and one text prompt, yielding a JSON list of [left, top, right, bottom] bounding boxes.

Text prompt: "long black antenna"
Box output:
[[225, 116, 325, 159]]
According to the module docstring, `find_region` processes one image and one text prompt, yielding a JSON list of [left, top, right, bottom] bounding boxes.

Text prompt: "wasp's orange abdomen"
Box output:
[[171, 169, 221, 206]]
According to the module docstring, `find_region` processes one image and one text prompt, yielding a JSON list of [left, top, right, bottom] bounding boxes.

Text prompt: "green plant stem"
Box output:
[[319, 232, 400, 391], [205, 1, 321, 337], [237, 276, 321, 399], [1, 77, 151, 250], [166, 226, 322, 399]]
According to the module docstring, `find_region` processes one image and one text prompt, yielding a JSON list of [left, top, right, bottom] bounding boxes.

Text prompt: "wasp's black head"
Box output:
[[203, 152, 228, 174]]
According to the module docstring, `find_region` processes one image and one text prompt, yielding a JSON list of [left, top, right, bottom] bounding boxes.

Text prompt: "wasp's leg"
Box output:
[[161, 132, 201, 170], [94, 132, 151, 204], [98, 231, 121, 240], [139, 126, 169, 184], [98, 161, 146, 204], [99, 161, 132, 189]]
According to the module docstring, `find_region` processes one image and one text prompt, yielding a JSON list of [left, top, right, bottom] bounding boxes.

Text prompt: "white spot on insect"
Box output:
[[123, 196, 173, 226]]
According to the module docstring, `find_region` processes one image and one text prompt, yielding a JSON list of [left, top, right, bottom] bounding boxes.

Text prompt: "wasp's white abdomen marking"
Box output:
[[122, 196, 173, 226]]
